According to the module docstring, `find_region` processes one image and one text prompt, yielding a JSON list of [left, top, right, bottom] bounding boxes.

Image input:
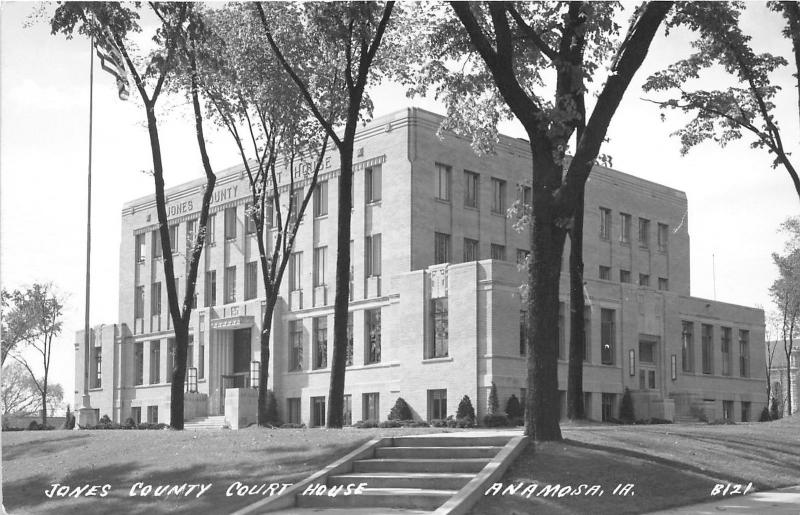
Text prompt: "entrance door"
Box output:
[[639, 339, 657, 390]]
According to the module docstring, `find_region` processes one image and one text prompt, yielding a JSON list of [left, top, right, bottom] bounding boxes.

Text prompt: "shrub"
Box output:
[[488, 382, 499, 415], [378, 420, 401, 428], [505, 394, 523, 420], [354, 420, 379, 429], [759, 407, 771, 422], [123, 417, 137, 429], [429, 418, 448, 427], [708, 418, 736, 425], [649, 417, 673, 424], [264, 390, 280, 425], [619, 388, 635, 424], [388, 397, 413, 421], [63, 406, 76, 430], [401, 420, 430, 428], [28, 421, 41, 431], [100, 414, 112, 425], [279, 423, 306, 429], [770, 398, 781, 420], [482, 414, 510, 427], [456, 396, 476, 422]]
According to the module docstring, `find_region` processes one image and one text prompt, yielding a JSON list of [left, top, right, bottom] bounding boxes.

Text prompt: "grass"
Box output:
[[1, 426, 457, 515], [469, 416, 800, 515]]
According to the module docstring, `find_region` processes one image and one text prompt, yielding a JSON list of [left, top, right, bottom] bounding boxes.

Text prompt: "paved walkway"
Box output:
[[648, 485, 800, 514]]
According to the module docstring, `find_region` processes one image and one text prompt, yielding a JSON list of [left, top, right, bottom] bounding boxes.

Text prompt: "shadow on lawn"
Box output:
[[3, 433, 92, 461]]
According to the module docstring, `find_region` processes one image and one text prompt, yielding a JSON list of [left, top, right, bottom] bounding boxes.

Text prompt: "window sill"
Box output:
[[366, 200, 382, 207], [434, 197, 451, 205], [314, 214, 329, 221], [490, 210, 505, 217], [89, 387, 102, 392], [464, 204, 479, 212], [422, 356, 452, 363]]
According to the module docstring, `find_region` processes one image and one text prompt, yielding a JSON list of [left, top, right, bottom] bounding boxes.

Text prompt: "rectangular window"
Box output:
[[151, 282, 162, 316], [600, 207, 611, 240], [702, 324, 714, 374], [464, 171, 479, 208], [287, 398, 301, 425], [135, 234, 146, 262], [265, 199, 274, 229], [464, 238, 479, 262], [516, 249, 529, 266], [244, 202, 256, 234], [721, 327, 732, 376], [364, 235, 382, 277], [428, 389, 447, 420], [289, 189, 301, 225], [134, 342, 144, 385], [152, 230, 162, 259], [601, 393, 615, 422], [314, 180, 328, 217], [169, 224, 179, 253], [313, 316, 328, 370], [289, 252, 302, 291], [722, 400, 733, 421], [224, 206, 237, 240], [639, 218, 650, 248], [658, 277, 669, 291], [739, 329, 750, 377], [620, 213, 631, 244], [520, 309, 528, 356], [435, 163, 451, 201], [639, 340, 655, 363], [134, 285, 145, 318], [363, 392, 379, 421], [245, 261, 258, 300], [91, 346, 102, 389], [199, 315, 205, 380], [346, 312, 353, 366], [619, 270, 631, 283], [658, 223, 669, 251], [518, 184, 532, 208], [639, 274, 650, 287], [430, 299, 448, 358], [434, 232, 451, 264], [490, 244, 506, 261], [584, 306, 591, 363], [365, 165, 382, 203], [147, 406, 158, 424], [741, 401, 750, 422], [343, 395, 352, 426], [205, 270, 216, 307], [311, 396, 326, 427], [289, 320, 303, 371], [599, 266, 611, 280], [313, 247, 327, 286], [131, 406, 141, 425], [224, 265, 236, 304], [186, 219, 198, 249], [681, 321, 694, 372], [601, 308, 615, 365], [558, 302, 565, 360], [491, 178, 506, 214], [150, 341, 160, 384], [186, 336, 194, 370], [207, 213, 216, 245], [166, 338, 175, 383], [366, 309, 381, 364]]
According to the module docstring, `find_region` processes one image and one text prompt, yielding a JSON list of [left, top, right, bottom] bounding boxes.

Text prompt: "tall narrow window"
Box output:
[[558, 302, 565, 360], [265, 198, 274, 229], [363, 392, 379, 421], [464, 171, 479, 208], [288, 189, 301, 225], [244, 202, 256, 234], [491, 178, 506, 213], [207, 213, 216, 245], [428, 389, 447, 420], [365, 235, 381, 277], [150, 341, 160, 384], [289, 252, 302, 291], [639, 218, 650, 248], [313, 246, 327, 286], [346, 312, 353, 366], [620, 213, 631, 244], [289, 320, 303, 371], [152, 230, 162, 259], [134, 342, 144, 385], [135, 234, 146, 262], [169, 224, 179, 253], [166, 338, 175, 383], [721, 327, 732, 376], [187, 335, 194, 369], [366, 309, 381, 364], [701, 324, 713, 374], [245, 261, 258, 300], [464, 238, 479, 262], [739, 329, 750, 377], [658, 223, 669, 251], [490, 244, 506, 261], [313, 316, 327, 369], [365, 165, 382, 203], [205, 270, 216, 307], [91, 346, 102, 388], [520, 309, 528, 356], [224, 206, 237, 240], [601, 308, 615, 365], [151, 282, 162, 316], [186, 219, 198, 249], [430, 299, 448, 358], [435, 163, 451, 201], [134, 286, 145, 318], [287, 398, 301, 424], [224, 265, 236, 304], [681, 321, 694, 372], [312, 396, 326, 427], [518, 184, 532, 209], [198, 314, 205, 379], [599, 207, 611, 240], [434, 232, 450, 264], [314, 181, 328, 217], [343, 395, 352, 426]]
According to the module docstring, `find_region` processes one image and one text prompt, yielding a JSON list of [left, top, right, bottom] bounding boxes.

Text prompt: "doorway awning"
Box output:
[[211, 316, 254, 331]]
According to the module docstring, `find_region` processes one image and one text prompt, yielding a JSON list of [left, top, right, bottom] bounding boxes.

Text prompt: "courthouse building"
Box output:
[[75, 108, 767, 427]]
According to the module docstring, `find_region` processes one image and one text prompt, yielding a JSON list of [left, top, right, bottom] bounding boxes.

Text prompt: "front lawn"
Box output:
[[469, 416, 800, 515]]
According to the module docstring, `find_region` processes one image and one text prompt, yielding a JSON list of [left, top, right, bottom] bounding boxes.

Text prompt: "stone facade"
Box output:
[[75, 108, 767, 426]]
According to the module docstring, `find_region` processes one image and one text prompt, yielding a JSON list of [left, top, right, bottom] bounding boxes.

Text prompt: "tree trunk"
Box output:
[[567, 184, 586, 420], [258, 297, 277, 426], [41, 382, 48, 428], [170, 322, 189, 429]]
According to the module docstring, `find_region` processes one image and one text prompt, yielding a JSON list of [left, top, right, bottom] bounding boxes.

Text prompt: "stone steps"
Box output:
[[375, 445, 503, 459], [353, 458, 490, 474], [184, 415, 228, 430], [296, 487, 457, 510], [328, 472, 475, 490]]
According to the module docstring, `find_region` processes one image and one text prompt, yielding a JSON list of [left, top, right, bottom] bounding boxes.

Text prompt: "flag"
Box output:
[[94, 28, 130, 101]]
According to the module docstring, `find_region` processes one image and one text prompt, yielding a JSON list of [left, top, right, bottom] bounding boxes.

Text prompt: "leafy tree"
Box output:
[[388, 397, 413, 420], [643, 2, 800, 200], [505, 394, 523, 420], [50, 3, 219, 429], [1, 362, 39, 417], [770, 396, 782, 419], [457, 395, 476, 421], [488, 382, 499, 416], [256, 1, 395, 428], [1, 289, 39, 366]]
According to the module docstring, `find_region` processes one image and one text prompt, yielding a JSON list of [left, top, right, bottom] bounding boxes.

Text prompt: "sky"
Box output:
[[1, 2, 798, 403]]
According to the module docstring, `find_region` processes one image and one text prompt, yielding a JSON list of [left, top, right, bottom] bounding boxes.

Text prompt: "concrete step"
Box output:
[[353, 458, 490, 473], [328, 472, 475, 490], [376, 445, 502, 459], [296, 487, 455, 510], [391, 435, 512, 447]]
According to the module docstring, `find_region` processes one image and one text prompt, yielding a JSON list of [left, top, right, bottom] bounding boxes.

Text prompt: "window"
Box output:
[[314, 181, 328, 217], [152, 230, 162, 259], [366, 309, 381, 364], [186, 336, 194, 369], [311, 396, 326, 427], [134, 342, 144, 385], [638, 218, 650, 248], [313, 316, 327, 369], [619, 270, 631, 283], [169, 224, 179, 253], [435, 163, 451, 201], [639, 340, 655, 363], [363, 392, 379, 421], [91, 346, 102, 388], [464, 171, 479, 208], [601, 393, 615, 422], [722, 400, 733, 421], [224, 266, 236, 304], [428, 389, 447, 420], [701, 324, 713, 374], [620, 213, 631, 244], [346, 312, 353, 366], [520, 309, 528, 356], [287, 398, 301, 425], [518, 184, 532, 208], [134, 285, 145, 318], [265, 199, 274, 229], [313, 247, 327, 286], [681, 321, 694, 372], [464, 238, 479, 262], [244, 202, 256, 234], [491, 178, 506, 214], [151, 282, 161, 316], [739, 330, 750, 377], [658, 223, 669, 251], [601, 308, 615, 365], [365, 165, 382, 203], [150, 341, 160, 384], [186, 219, 198, 249], [135, 234, 146, 262], [224, 206, 237, 240], [434, 232, 450, 264], [721, 327, 732, 376], [205, 270, 216, 307], [166, 338, 175, 383], [639, 274, 650, 287], [147, 405, 158, 424], [289, 252, 302, 291], [207, 213, 216, 245], [658, 277, 669, 291], [558, 302, 565, 360], [584, 306, 591, 363], [131, 406, 141, 425], [430, 299, 448, 358], [599, 266, 611, 280], [516, 249, 529, 266], [244, 262, 258, 300], [490, 244, 506, 261], [600, 208, 611, 240], [289, 320, 303, 371], [343, 394, 352, 426], [741, 401, 750, 422], [199, 315, 205, 379], [365, 235, 381, 277], [289, 189, 301, 225]]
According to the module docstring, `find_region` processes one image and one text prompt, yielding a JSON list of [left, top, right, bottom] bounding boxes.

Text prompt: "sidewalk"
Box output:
[[648, 485, 800, 514]]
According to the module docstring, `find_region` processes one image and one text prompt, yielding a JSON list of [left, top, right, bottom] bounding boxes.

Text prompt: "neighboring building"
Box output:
[[75, 108, 767, 427], [767, 341, 799, 417]]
